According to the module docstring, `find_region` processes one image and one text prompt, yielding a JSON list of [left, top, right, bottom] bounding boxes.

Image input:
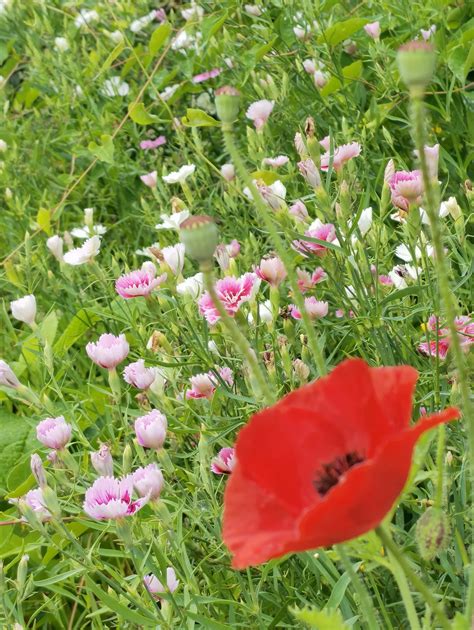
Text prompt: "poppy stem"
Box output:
[[201, 263, 275, 407], [221, 125, 328, 378], [335, 545, 379, 630], [375, 526, 451, 630], [409, 89, 474, 620]]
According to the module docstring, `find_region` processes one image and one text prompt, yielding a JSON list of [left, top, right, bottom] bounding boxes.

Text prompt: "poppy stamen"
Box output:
[[314, 451, 365, 496]]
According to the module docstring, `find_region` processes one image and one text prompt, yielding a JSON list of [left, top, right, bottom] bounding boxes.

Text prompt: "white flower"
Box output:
[[419, 203, 450, 226], [162, 164, 195, 184], [176, 273, 204, 299], [130, 11, 157, 33], [75, 9, 99, 29], [388, 264, 420, 289], [243, 180, 286, 210], [162, 243, 185, 276], [171, 31, 193, 50], [102, 76, 129, 97], [244, 4, 262, 16], [155, 211, 190, 230], [259, 299, 273, 323], [70, 224, 107, 239], [207, 340, 218, 354], [440, 196, 461, 220], [357, 207, 373, 236], [148, 367, 167, 396], [220, 163, 235, 181], [181, 3, 204, 20], [395, 243, 421, 262], [0, 139, 7, 152], [159, 84, 179, 101], [63, 236, 101, 265], [107, 30, 124, 43], [11, 295, 36, 327], [46, 235, 64, 261], [303, 59, 317, 74], [54, 37, 69, 52], [293, 26, 307, 39]]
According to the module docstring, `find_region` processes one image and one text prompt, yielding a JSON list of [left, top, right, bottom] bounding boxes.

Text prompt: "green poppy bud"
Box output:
[[180, 215, 219, 264], [215, 86, 241, 125], [397, 41, 436, 89], [415, 507, 450, 560]]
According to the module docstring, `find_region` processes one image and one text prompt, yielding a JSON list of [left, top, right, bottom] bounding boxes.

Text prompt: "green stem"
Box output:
[[376, 526, 450, 630], [221, 125, 327, 378], [410, 90, 473, 620], [336, 544, 379, 630], [201, 264, 274, 407]]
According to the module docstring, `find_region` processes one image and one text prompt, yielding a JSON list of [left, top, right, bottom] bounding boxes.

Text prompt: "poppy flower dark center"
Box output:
[[313, 451, 365, 496]]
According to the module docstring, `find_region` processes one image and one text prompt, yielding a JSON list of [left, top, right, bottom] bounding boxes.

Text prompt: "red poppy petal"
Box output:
[[223, 464, 300, 569], [369, 365, 418, 438], [297, 406, 460, 548]]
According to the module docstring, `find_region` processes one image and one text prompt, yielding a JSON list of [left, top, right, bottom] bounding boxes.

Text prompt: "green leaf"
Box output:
[[39, 311, 59, 346], [88, 134, 115, 164], [320, 61, 363, 97], [451, 613, 470, 630], [99, 41, 125, 75], [201, 10, 228, 42], [181, 108, 220, 127], [35, 568, 85, 587], [149, 22, 172, 55], [0, 412, 36, 495], [318, 18, 367, 47], [84, 577, 157, 625], [250, 170, 280, 184], [291, 606, 348, 629], [36, 207, 51, 234], [54, 309, 99, 357], [128, 102, 158, 125]]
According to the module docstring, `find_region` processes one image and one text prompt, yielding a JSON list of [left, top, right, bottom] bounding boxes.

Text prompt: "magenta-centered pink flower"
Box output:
[[115, 269, 167, 299], [211, 447, 236, 474], [199, 273, 257, 324], [83, 475, 149, 520], [36, 416, 72, 450], [186, 367, 234, 400], [389, 170, 424, 211], [289, 297, 328, 320], [293, 220, 337, 257], [86, 333, 129, 369], [255, 256, 287, 287]]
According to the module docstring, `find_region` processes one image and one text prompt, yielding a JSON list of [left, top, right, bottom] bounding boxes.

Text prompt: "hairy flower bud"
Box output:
[[397, 41, 436, 89], [415, 507, 450, 560], [180, 215, 219, 264], [215, 86, 240, 124]]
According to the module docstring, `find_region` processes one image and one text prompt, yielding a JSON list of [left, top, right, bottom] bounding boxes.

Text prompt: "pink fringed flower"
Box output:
[[144, 568, 179, 600], [255, 256, 287, 287], [186, 367, 234, 399], [457, 316, 474, 349], [36, 416, 72, 450], [263, 155, 289, 168], [86, 333, 129, 370], [418, 340, 450, 361], [192, 68, 221, 83], [132, 463, 164, 500], [83, 476, 149, 520], [134, 410, 167, 449], [289, 297, 328, 320], [15, 488, 51, 522], [115, 269, 167, 299], [199, 273, 257, 324], [293, 220, 337, 257], [320, 142, 361, 171], [140, 136, 166, 150], [296, 267, 327, 292], [211, 447, 235, 474], [246, 99, 274, 130], [123, 359, 156, 389], [389, 170, 424, 211]]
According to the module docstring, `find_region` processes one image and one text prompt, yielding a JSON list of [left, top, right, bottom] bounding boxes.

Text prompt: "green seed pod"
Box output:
[[397, 41, 436, 89], [415, 507, 450, 560], [215, 86, 241, 124], [180, 215, 219, 264]]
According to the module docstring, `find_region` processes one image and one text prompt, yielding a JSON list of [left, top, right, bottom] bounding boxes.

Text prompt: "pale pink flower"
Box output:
[[294, 132, 306, 157], [19, 488, 51, 521], [86, 333, 129, 369], [199, 273, 257, 324], [244, 180, 286, 210], [134, 409, 167, 449], [313, 70, 328, 88], [186, 372, 216, 399], [384, 159, 396, 185], [303, 59, 317, 74], [420, 25, 436, 40], [378, 274, 393, 286], [221, 163, 235, 181], [389, 170, 424, 211], [244, 4, 262, 17], [414, 144, 439, 180], [91, 444, 113, 476], [10, 295, 36, 327], [132, 463, 164, 500], [218, 366, 234, 386], [311, 267, 327, 284], [246, 99, 274, 130], [115, 269, 167, 298], [162, 243, 185, 276], [0, 360, 20, 388], [144, 568, 179, 600], [123, 360, 156, 390], [293, 219, 336, 257], [214, 244, 230, 271], [289, 200, 309, 223], [319, 135, 331, 151], [63, 235, 100, 265], [155, 9, 167, 22], [140, 171, 158, 188], [226, 239, 240, 258], [364, 21, 381, 40], [255, 256, 287, 287], [140, 136, 166, 150], [263, 155, 289, 168], [83, 476, 149, 520], [289, 297, 328, 320], [211, 447, 235, 474], [298, 159, 321, 187], [36, 416, 72, 450], [320, 142, 361, 171], [192, 68, 221, 83]]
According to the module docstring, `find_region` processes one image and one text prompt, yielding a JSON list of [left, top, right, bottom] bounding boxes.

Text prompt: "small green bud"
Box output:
[[397, 41, 436, 89], [415, 507, 450, 560], [16, 554, 29, 595], [180, 215, 219, 264], [42, 486, 61, 519], [214, 86, 241, 125], [122, 443, 133, 474]]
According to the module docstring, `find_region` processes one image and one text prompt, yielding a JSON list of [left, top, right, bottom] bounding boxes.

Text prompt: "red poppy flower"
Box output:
[[223, 359, 460, 569]]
